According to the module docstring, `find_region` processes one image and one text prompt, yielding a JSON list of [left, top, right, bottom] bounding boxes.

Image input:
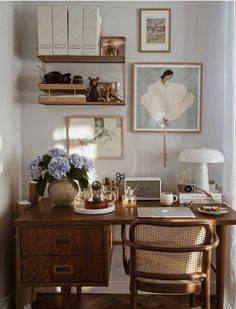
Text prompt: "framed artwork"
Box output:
[[67, 115, 124, 159], [140, 9, 171, 52], [133, 63, 202, 132]]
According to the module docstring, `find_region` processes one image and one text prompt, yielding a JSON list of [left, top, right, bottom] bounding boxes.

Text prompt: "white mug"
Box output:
[[160, 192, 178, 206]]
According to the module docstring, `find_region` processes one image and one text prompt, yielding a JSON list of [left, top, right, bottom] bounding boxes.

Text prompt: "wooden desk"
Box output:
[[15, 199, 236, 309]]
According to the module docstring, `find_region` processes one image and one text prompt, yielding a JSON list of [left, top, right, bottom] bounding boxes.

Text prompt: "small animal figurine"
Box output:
[[88, 77, 100, 102], [100, 83, 112, 102]]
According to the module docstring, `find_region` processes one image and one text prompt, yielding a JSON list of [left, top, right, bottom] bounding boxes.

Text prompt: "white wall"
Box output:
[[0, 1, 22, 306], [20, 1, 226, 293], [21, 1, 226, 198]]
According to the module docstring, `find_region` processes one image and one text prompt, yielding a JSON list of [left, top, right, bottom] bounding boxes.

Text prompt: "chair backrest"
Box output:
[[128, 220, 216, 279]]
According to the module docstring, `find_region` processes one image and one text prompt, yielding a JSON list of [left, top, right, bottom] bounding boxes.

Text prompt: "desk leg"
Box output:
[[216, 225, 227, 309], [61, 287, 71, 309], [76, 286, 82, 301]]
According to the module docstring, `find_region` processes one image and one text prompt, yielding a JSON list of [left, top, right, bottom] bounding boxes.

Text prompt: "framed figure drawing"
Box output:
[[140, 9, 171, 52], [67, 116, 124, 159], [133, 63, 202, 132]]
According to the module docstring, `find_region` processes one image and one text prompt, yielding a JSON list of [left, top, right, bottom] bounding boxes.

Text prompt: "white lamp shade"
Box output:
[[178, 148, 224, 191], [178, 148, 224, 163]]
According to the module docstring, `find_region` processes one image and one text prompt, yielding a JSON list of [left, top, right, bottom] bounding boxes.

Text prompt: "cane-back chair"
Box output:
[[121, 220, 219, 309]]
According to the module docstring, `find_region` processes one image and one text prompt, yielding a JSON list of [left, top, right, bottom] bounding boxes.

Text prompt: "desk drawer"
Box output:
[[22, 255, 105, 284], [21, 227, 104, 255]]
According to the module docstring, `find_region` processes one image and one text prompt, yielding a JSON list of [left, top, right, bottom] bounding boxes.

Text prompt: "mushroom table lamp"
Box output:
[[178, 148, 224, 191]]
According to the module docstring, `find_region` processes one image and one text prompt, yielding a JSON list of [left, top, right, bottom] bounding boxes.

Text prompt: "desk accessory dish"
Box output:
[[74, 202, 115, 215], [198, 206, 228, 215]]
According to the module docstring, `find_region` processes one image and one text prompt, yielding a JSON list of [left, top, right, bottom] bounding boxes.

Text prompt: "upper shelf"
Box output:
[[37, 55, 125, 64]]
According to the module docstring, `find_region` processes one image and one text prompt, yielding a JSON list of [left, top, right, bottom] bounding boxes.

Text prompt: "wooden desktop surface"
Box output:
[[15, 198, 236, 226]]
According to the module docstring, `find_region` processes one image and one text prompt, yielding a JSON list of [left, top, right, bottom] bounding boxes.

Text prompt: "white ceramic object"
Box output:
[[160, 192, 178, 206], [198, 206, 228, 216], [74, 202, 115, 215]]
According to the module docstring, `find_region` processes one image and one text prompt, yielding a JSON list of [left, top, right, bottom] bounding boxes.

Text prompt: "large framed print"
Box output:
[[133, 63, 202, 132], [67, 115, 124, 159], [140, 9, 171, 52]]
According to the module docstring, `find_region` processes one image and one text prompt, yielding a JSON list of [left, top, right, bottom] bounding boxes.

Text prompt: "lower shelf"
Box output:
[[38, 96, 86, 105], [38, 96, 125, 105]]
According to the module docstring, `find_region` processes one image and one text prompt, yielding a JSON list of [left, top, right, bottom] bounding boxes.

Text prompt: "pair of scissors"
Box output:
[[116, 172, 125, 185]]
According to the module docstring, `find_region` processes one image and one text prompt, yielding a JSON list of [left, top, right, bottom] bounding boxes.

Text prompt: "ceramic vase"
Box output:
[[48, 178, 79, 206]]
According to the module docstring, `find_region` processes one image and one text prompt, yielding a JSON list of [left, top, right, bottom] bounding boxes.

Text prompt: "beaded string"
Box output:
[[163, 120, 168, 167]]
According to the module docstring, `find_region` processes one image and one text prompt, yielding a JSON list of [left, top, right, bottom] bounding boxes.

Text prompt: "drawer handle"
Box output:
[[53, 265, 74, 275], [53, 239, 71, 246]]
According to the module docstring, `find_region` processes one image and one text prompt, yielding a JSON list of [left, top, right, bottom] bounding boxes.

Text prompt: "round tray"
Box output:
[[74, 202, 115, 215], [198, 206, 228, 216]]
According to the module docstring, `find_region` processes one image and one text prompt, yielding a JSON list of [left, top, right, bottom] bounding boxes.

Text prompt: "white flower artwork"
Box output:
[[133, 63, 202, 132]]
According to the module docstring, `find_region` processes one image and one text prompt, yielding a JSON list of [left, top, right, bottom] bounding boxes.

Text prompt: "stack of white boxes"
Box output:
[[37, 6, 102, 56]]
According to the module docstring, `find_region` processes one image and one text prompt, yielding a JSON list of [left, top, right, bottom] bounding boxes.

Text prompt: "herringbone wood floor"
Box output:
[[33, 293, 216, 309]]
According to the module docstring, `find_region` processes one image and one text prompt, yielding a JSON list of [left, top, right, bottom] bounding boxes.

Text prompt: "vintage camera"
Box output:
[[73, 75, 83, 84], [43, 71, 71, 84], [178, 183, 196, 193]]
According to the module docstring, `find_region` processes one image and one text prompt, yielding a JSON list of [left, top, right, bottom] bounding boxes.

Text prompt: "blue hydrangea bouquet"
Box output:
[[28, 148, 94, 196]]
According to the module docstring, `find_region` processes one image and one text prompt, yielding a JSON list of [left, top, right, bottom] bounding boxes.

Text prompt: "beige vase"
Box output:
[[48, 178, 79, 206]]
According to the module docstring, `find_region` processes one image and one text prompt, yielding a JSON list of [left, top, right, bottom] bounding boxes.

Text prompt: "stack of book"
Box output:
[[178, 189, 222, 204]]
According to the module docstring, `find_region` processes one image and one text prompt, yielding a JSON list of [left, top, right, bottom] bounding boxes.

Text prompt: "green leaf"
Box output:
[[66, 168, 89, 190], [78, 175, 89, 190], [44, 172, 54, 183], [42, 154, 51, 166], [36, 177, 47, 196]]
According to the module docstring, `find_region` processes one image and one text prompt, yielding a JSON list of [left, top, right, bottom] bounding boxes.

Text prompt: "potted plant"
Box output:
[[27, 148, 94, 206]]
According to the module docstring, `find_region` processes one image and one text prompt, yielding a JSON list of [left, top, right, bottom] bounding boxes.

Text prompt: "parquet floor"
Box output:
[[33, 293, 217, 309]]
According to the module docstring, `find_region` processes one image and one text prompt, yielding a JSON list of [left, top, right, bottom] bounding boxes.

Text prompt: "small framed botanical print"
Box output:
[[140, 9, 171, 52]]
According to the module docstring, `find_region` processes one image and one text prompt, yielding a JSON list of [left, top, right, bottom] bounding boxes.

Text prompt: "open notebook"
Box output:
[[137, 207, 196, 218]]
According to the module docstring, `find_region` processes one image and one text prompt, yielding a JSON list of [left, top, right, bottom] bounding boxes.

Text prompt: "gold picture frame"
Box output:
[[140, 9, 171, 52], [67, 115, 124, 159]]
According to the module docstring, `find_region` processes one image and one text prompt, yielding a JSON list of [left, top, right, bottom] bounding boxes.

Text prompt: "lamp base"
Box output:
[[193, 163, 209, 191]]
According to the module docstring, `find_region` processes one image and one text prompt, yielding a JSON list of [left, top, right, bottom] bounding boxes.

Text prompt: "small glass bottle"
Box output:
[[122, 186, 137, 207]]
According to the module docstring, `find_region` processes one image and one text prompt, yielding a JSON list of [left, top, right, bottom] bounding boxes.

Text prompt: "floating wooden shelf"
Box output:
[[38, 55, 125, 64], [38, 96, 86, 105], [38, 96, 125, 106], [38, 83, 88, 91]]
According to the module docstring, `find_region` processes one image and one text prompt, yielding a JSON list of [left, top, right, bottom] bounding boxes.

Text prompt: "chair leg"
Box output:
[[189, 293, 196, 307], [76, 286, 82, 301], [130, 279, 137, 309], [203, 276, 211, 309]]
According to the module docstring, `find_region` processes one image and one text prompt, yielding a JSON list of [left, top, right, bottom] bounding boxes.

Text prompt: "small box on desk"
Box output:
[[124, 177, 161, 200]]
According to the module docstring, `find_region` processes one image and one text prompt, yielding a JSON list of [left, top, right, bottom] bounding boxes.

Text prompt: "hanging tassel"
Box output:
[[163, 123, 168, 167]]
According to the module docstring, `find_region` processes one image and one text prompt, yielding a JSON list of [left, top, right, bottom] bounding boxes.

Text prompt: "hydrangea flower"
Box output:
[[47, 148, 67, 158], [28, 148, 93, 196], [83, 156, 94, 171], [48, 156, 71, 179], [27, 157, 43, 180], [68, 154, 84, 169]]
